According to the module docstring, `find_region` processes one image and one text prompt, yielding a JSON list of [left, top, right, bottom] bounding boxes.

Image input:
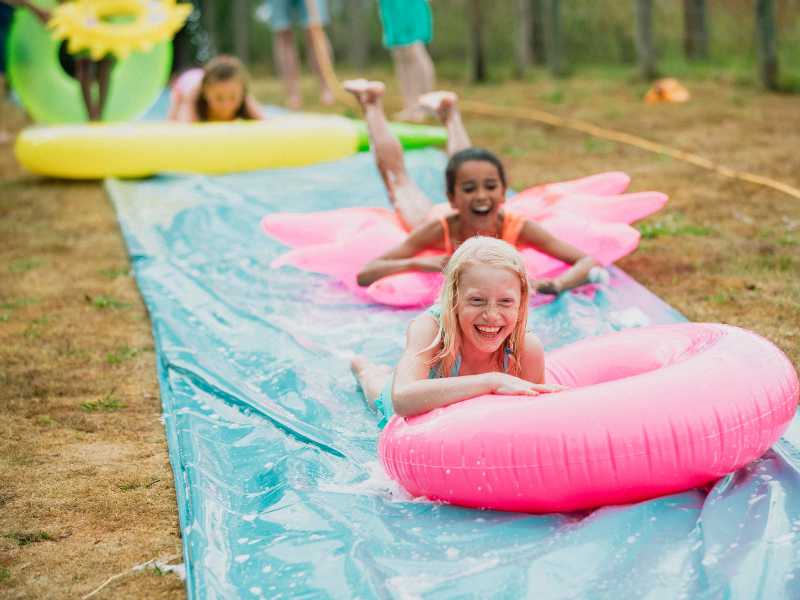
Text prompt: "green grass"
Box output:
[[3, 532, 52, 546], [99, 266, 130, 280], [583, 137, 615, 154], [638, 214, 712, 239], [707, 291, 735, 305], [540, 89, 565, 105], [81, 390, 126, 412], [106, 346, 141, 365], [89, 295, 131, 310], [0, 567, 9, 582], [8, 258, 43, 274], [0, 298, 38, 310], [756, 254, 796, 273], [119, 478, 160, 492]]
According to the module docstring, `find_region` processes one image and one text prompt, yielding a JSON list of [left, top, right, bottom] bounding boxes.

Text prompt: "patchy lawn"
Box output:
[[1, 67, 798, 598]]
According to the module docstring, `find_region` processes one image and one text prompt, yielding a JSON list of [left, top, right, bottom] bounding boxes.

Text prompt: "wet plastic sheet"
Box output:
[[107, 149, 800, 599]]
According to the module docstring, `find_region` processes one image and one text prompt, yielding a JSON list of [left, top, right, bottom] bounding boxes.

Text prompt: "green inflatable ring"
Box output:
[[6, 0, 172, 123], [353, 120, 448, 152]]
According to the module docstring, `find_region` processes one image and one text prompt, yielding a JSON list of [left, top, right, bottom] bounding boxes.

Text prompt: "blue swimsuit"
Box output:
[[374, 305, 511, 429]]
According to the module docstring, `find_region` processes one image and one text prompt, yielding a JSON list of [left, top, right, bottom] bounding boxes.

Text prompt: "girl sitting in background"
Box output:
[[168, 55, 264, 122]]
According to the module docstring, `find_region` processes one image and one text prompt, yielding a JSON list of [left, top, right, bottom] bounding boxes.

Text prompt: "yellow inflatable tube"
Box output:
[[49, 0, 192, 60], [15, 116, 360, 179]]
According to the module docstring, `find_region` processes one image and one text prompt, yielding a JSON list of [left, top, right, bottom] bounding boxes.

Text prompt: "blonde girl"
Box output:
[[168, 55, 264, 122], [351, 236, 564, 427]]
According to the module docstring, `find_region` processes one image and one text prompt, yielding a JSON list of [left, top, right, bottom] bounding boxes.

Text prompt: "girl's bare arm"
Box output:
[[356, 220, 446, 287], [518, 220, 597, 293]]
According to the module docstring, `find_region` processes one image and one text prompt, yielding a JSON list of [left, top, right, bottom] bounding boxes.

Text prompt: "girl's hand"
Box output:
[[414, 255, 449, 272], [491, 373, 568, 396], [531, 278, 562, 295]]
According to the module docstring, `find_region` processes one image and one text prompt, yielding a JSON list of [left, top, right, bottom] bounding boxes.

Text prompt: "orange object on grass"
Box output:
[[645, 78, 690, 104]]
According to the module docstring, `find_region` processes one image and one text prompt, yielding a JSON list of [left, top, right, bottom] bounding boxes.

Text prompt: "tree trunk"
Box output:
[[755, 0, 779, 90], [514, 0, 532, 77], [683, 0, 708, 60], [233, 0, 250, 65], [347, 0, 368, 69], [543, 0, 564, 76], [201, 0, 218, 55], [634, 0, 658, 80], [468, 0, 487, 82], [530, 0, 546, 65]]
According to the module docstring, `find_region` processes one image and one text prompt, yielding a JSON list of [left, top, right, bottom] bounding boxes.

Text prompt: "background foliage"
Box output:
[[184, 0, 800, 87]]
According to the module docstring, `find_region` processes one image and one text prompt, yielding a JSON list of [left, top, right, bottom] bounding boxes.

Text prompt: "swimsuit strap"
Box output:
[[438, 215, 454, 255], [451, 354, 462, 377], [501, 212, 526, 246]]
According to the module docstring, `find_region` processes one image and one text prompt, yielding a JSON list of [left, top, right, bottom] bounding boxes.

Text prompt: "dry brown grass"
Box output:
[[1, 68, 798, 598], [1, 98, 182, 598]]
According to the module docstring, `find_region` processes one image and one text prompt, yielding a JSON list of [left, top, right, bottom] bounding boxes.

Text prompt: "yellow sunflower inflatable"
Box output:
[[48, 0, 192, 60]]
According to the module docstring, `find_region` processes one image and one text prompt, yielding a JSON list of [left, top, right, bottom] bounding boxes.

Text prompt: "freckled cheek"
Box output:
[[457, 309, 479, 332], [499, 307, 519, 326]]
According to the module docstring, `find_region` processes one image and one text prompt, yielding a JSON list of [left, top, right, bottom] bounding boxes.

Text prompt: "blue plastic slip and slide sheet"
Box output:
[[107, 149, 800, 599]]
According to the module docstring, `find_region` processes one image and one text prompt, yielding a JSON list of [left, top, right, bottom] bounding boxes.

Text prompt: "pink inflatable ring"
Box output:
[[379, 323, 798, 513]]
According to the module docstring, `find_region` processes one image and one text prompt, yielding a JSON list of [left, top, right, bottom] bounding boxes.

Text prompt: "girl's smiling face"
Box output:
[[457, 262, 522, 355], [448, 160, 507, 225], [204, 78, 245, 121]]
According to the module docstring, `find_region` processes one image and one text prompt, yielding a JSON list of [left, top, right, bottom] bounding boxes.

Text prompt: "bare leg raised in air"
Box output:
[[418, 91, 471, 157], [343, 79, 433, 230], [343, 80, 474, 230]]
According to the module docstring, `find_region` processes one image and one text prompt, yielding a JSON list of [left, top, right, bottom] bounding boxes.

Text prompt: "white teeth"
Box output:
[[476, 325, 501, 334], [471, 201, 493, 214]]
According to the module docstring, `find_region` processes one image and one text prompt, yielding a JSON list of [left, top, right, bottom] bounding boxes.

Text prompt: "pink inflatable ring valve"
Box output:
[[378, 323, 799, 513]]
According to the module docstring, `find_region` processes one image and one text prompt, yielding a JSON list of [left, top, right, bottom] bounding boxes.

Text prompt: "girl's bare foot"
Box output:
[[418, 91, 458, 124], [351, 355, 390, 379], [350, 354, 371, 378], [343, 79, 386, 108], [350, 355, 393, 407]]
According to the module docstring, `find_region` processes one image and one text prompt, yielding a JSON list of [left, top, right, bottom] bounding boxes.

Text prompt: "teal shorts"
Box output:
[[378, 0, 432, 48], [374, 376, 395, 430], [268, 0, 329, 31]]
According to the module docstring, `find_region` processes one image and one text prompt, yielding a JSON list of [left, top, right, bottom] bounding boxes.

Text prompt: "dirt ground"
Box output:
[[1, 69, 798, 599]]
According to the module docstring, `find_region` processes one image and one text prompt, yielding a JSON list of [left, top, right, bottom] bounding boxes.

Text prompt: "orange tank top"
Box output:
[[438, 212, 526, 255]]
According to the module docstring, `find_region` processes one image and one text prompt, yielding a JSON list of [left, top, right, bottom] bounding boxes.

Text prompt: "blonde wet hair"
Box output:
[[428, 236, 530, 377]]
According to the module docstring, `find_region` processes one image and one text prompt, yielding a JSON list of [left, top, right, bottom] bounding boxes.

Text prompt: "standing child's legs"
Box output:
[[303, 26, 335, 106], [392, 42, 435, 122], [75, 58, 96, 120], [418, 91, 471, 157], [343, 79, 434, 230], [350, 356, 392, 410], [96, 56, 114, 120], [273, 29, 303, 109]]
